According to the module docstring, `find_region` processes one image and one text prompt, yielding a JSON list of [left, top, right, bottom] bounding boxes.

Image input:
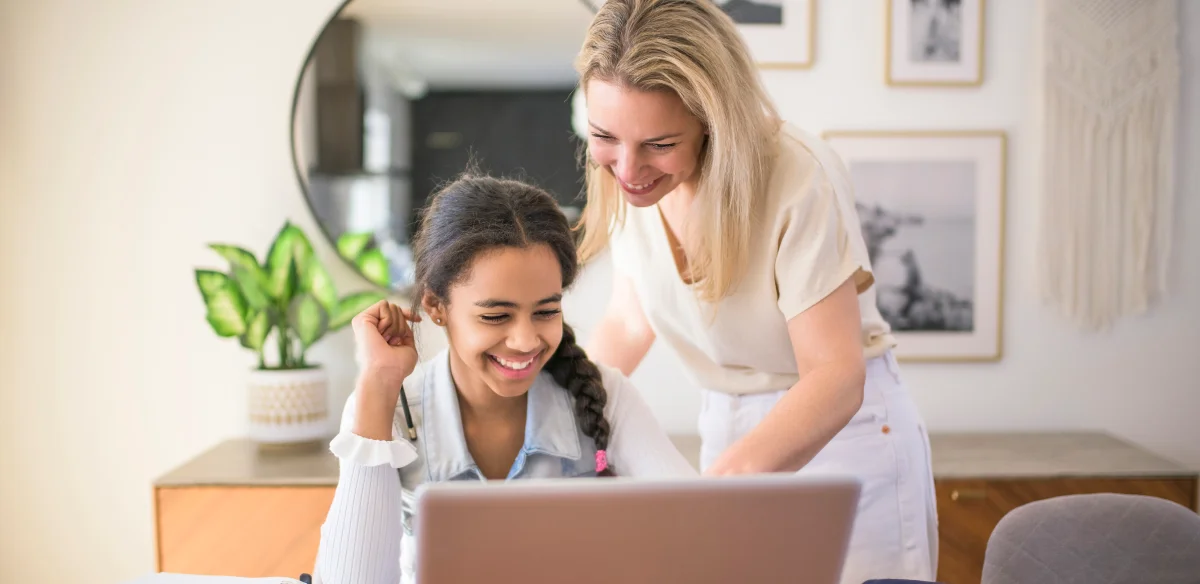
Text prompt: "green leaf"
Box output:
[[231, 264, 271, 310], [210, 244, 271, 309], [195, 269, 227, 298], [203, 279, 248, 338], [209, 244, 263, 278], [288, 293, 328, 349], [302, 254, 338, 312], [336, 231, 373, 261], [239, 309, 271, 352], [330, 291, 386, 331], [356, 248, 390, 288], [266, 222, 315, 301]]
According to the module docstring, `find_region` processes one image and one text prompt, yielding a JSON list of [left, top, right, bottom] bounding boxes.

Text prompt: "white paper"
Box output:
[[120, 574, 304, 584]]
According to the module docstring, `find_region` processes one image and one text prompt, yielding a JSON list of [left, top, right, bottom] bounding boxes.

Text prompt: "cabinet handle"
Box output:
[[950, 488, 987, 501]]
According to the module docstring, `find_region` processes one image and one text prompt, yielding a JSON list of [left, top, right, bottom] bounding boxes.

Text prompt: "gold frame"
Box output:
[[750, 0, 818, 70], [821, 129, 1007, 363], [885, 0, 986, 87]]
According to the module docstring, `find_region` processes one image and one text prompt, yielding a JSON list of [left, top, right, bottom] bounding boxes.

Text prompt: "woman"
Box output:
[[574, 1, 938, 582], [312, 173, 697, 584]]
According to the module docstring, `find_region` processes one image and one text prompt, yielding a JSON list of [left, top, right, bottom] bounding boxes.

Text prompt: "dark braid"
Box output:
[[409, 170, 616, 476], [545, 323, 614, 476]]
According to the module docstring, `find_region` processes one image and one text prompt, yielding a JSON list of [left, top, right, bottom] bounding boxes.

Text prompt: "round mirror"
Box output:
[[290, 0, 597, 295]]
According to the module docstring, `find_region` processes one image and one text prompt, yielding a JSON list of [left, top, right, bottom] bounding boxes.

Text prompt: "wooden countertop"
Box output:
[[929, 431, 1195, 479], [155, 439, 340, 487], [154, 431, 1195, 488]]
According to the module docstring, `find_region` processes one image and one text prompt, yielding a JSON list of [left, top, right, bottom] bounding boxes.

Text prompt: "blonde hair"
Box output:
[[574, 0, 781, 302]]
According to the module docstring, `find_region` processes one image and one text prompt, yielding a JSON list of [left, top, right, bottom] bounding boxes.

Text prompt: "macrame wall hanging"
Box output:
[[1039, 0, 1180, 331]]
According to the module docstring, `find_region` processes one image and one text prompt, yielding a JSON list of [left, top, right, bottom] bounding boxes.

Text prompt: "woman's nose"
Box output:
[[615, 150, 644, 183]]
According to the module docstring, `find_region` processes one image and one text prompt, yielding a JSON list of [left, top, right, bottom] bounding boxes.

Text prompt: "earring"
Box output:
[[434, 318, 442, 325]]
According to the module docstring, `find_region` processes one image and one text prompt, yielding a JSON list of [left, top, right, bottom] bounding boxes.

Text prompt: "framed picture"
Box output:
[[823, 130, 1006, 361], [886, 0, 985, 86], [716, 0, 816, 69]]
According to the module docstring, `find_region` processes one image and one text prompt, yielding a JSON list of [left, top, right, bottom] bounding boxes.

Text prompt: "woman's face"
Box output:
[[426, 244, 565, 400], [584, 79, 706, 207]]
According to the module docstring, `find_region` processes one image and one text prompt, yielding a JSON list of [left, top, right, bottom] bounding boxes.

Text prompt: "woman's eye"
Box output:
[[649, 142, 677, 152]]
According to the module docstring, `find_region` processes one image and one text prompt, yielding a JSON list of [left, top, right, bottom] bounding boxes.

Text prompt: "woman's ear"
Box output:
[[421, 292, 446, 326]]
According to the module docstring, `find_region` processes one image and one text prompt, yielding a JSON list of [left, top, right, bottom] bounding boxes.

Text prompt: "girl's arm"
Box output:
[[600, 365, 699, 477], [312, 375, 417, 584], [586, 271, 657, 377]]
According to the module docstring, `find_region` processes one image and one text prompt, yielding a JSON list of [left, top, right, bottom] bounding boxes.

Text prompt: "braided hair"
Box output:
[[410, 172, 615, 476], [545, 323, 613, 476]]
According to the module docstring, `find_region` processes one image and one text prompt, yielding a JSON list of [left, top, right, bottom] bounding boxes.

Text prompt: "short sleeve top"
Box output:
[[609, 123, 896, 395]]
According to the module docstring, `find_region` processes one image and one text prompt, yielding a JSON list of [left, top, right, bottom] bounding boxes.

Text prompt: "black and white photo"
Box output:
[[851, 160, 976, 333], [909, 0, 962, 62], [714, 0, 783, 25], [824, 130, 1007, 362], [888, 0, 983, 86], [723, 0, 813, 68]]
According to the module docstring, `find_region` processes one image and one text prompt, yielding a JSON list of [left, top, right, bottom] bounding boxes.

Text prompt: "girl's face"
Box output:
[[584, 79, 706, 207], [425, 244, 565, 400]]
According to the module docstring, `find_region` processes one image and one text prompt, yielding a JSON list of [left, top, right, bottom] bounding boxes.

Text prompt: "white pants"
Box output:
[[697, 351, 938, 584]]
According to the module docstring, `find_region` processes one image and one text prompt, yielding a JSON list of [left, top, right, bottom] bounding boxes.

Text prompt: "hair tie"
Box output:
[[595, 449, 609, 473]]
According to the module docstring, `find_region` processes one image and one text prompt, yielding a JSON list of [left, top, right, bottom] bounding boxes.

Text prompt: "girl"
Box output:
[[574, 0, 938, 582], [311, 173, 697, 584]]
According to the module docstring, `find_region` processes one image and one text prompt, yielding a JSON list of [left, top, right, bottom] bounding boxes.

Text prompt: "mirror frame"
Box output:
[[288, 0, 601, 297], [290, 0, 404, 296]]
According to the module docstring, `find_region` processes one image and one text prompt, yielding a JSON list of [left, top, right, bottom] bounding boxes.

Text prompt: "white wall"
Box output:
[[0, 1, 1197, 584], [0, 2, 369, 582]]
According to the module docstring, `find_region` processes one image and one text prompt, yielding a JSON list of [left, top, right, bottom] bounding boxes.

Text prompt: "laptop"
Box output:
[[414, 474, 861, 584]]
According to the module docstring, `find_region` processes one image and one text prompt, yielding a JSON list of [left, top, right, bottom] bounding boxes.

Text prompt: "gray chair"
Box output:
[[982, 493, 1200, 584]]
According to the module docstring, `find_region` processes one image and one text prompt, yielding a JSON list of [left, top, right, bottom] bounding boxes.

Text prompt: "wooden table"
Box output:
[[153, 432, 1197, 582]]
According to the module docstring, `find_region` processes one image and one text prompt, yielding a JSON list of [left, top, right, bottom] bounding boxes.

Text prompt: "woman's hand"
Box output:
[[703, 433, 775, 476], [351, 300, 420, 441]]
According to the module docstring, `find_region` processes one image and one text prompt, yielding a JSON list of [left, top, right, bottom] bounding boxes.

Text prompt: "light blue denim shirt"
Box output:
[[313, 349, 696, 584]]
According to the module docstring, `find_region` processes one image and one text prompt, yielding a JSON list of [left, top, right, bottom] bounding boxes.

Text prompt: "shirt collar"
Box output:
[[420, 350, 583, 482]]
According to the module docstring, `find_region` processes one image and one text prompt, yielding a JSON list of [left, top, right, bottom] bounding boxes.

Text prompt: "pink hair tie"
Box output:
[[595, 449, 609, 473]]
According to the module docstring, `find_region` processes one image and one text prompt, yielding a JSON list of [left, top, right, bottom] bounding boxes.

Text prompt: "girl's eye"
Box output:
[[480, 314, 509, 323], [535, 309, 562, 320]]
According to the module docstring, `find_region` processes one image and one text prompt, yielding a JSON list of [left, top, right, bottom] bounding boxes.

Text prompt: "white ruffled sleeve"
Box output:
[[327, 386, 419, 468]]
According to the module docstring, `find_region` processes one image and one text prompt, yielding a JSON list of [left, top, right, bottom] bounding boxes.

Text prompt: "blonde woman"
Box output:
[[575, 1, 937, 582]]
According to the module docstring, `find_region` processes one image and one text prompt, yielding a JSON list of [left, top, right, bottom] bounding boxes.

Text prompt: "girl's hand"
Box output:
[[351, 300, 421, 441], [352, 300, 420, 396]]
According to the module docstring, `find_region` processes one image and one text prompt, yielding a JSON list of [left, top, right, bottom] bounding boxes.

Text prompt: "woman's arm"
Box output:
[[585, 271, 656, 376], [601, 364, 699, 477], [312, 375, 414, 584], [704, 277, 865, 475]]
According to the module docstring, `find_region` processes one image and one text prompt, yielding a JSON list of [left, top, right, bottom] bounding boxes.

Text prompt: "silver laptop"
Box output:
[[414, 474, 861, 584]]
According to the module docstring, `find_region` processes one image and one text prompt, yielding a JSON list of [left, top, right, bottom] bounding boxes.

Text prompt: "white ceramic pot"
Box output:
[[247, 367, 330, 446]]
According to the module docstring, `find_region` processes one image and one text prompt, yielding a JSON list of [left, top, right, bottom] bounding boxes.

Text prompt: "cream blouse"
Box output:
[[609, 122, 896, 396]]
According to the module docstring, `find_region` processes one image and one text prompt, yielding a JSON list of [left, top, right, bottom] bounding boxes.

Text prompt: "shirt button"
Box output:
[[881, 424, 891, 434]]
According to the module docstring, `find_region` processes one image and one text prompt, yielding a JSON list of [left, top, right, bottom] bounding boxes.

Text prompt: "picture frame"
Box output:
[[717, 0, 816, 69], [823, 130, 1006, 362], [886, 0, 985, 86]]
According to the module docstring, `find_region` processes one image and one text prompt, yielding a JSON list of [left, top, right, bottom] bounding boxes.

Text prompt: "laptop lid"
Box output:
[[414, 474, 861, 584]]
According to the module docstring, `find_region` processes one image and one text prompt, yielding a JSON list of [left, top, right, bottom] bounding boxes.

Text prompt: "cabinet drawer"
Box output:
[[155, 486, 336, 578], [935, 477, 1197, 584]]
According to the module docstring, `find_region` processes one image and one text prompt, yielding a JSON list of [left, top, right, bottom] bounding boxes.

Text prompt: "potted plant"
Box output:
[[195, 220, 387, 447]]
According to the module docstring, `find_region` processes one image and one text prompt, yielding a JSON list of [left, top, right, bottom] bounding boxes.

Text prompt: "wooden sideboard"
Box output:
[[928, 432, 1196, 583], [154, 432, 1197, 583]]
